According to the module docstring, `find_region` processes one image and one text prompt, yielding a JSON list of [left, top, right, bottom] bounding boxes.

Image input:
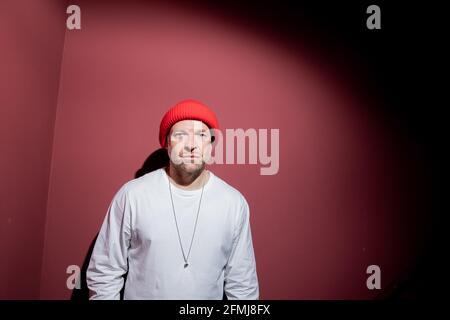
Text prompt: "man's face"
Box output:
[[166, 120, 213, 173]]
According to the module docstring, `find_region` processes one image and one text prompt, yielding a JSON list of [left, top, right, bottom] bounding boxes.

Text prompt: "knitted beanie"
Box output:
[[159, 99, 219, 148]]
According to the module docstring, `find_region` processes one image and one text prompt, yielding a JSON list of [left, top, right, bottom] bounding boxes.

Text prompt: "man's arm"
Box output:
[[86, 184, 131, 300], [224, 197, 259, 299]]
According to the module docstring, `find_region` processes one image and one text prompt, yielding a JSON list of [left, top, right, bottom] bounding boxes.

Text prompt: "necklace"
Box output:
[[167, 172, 206, 268]]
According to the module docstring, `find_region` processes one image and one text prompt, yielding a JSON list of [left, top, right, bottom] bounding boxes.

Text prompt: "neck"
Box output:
[[165, 165, 209, 191]]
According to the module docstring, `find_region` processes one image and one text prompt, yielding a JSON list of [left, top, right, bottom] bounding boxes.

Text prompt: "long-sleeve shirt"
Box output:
[[86, 168, 259, 300]]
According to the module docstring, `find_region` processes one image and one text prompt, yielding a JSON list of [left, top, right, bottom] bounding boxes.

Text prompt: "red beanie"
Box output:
[[159, 99, 220, 148]]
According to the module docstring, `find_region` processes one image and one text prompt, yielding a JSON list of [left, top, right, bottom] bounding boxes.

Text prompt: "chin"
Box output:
[[180, 162, 204, 173]]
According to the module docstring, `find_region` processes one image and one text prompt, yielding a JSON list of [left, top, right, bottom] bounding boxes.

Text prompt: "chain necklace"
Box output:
[[167, 171, 206, 268]]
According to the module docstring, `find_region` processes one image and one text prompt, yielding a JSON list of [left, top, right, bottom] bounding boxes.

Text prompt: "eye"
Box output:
[[172, 132, 187, 141], [195, 132, 207, 138]]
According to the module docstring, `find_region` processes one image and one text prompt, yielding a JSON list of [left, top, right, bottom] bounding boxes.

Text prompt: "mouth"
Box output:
[[181, 155, 202, 158]]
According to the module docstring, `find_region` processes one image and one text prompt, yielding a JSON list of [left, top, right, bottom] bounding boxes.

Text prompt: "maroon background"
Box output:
[[1, 0, 435, 299]]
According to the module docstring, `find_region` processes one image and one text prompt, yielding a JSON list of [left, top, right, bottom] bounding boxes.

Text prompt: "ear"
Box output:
[[209, 128, 216, 144]]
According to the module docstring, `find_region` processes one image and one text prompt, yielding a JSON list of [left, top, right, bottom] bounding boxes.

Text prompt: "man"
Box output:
[[86, 99, 259, 299]]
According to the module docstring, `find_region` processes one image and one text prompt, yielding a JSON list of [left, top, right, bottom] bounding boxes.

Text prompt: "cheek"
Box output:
[[200, 143, 212, 156], [167, 142, 184, 159]]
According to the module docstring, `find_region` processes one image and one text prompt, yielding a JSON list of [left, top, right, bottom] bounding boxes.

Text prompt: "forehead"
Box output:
[[170, 120, 209, 131]]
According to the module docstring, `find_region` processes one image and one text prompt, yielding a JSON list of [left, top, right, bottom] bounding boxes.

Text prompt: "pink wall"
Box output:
[[2, 1, 430, 299], [0, 0, 67, 299]]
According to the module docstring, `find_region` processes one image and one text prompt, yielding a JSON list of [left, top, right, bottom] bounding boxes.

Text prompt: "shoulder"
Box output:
[[210, 172, 249, 209], [114, 169, 163, 199]]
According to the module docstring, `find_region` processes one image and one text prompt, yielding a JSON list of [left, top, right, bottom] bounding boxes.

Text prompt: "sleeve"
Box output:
[[86, 184, 132, 300], [224, 197, 259, 300]]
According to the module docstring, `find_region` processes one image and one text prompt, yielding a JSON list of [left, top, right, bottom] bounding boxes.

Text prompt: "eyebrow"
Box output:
[[172, 129, 209, 133]]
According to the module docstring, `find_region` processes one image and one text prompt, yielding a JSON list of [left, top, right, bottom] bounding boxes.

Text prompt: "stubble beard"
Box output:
[[170, 158, 206, 178]]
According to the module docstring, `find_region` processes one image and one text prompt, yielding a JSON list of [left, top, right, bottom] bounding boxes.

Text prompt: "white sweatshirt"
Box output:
[[86, 168, 259, 300]]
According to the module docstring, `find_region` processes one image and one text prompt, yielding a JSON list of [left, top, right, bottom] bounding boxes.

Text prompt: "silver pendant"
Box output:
[[184, 263, 189, 268]]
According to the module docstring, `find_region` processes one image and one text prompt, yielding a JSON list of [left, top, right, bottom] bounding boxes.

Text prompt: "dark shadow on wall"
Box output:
[[70, 234, 98, 300], [135, 148, 170, 178]]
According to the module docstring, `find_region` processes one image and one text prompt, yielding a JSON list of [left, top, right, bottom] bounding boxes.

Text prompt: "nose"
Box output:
[[183, 143, 196, 151], [184, 134, 197, 151]]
